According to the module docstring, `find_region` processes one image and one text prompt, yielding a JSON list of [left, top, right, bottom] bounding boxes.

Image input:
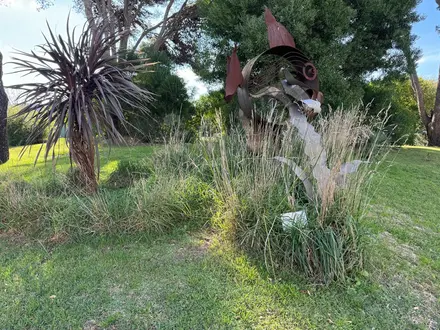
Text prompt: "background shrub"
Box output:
[[187, 91, 234, 137], [7, 106, 44, 146], [124, 49, 195, 143], [362, 78, 436, 145]]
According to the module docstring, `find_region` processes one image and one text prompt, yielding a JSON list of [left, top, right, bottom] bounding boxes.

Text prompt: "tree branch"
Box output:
[[132, 19, 167, 52], [83, 0, 96, 31], [132, 0, 191, 53], [156, 0, 175, 43], [433, 66, 440, 116], [410, 72, 431, 127]]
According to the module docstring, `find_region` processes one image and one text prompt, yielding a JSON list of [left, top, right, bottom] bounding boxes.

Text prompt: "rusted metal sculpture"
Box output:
[[225, 8, 361, 200], [225, 46, 243, 102], [264, 8, 296, 49]]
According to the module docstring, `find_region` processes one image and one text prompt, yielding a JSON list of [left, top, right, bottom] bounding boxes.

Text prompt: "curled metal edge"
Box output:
[[239, 45, 319, 104]]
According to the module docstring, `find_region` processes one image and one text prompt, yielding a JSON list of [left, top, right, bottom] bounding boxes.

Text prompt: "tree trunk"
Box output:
[[410, 73, 430, 127], [119, 35, 129, 57], [118, 0, 130, 58], [427, 117, 440, 146], [427, 67, 440, 146], [153, 0, 175, 51], [83, 0, 96, 28], [0, 51, 9, 164], [410, 68, 440, 147], [71, 125, 97, 193]]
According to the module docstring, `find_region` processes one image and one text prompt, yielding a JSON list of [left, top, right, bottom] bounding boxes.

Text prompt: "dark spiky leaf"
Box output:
[[8, 19, 154, 172]]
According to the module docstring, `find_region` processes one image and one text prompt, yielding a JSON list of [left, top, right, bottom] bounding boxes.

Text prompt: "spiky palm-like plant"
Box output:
[[9, 21, 153, 192]]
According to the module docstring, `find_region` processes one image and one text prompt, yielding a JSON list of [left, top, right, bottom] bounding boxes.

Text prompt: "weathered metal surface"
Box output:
[[240, 45, 320, 102], [264, 8, 296, 49], [225, 46, 243, 102]]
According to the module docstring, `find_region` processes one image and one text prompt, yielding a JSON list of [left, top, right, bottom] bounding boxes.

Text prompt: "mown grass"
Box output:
[[0, 144, 439, 328], [0, 141, 155, 181], [365, 146, 440, 328]]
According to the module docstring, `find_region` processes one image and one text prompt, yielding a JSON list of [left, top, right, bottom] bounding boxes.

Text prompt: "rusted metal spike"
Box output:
[[225, 46, 243, 102], [264, 8, 296, 49]]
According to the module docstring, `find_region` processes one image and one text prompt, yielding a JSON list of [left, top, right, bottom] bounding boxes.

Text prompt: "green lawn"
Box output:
[[0, 145, 439, 329], [0, 141, 155, 181]]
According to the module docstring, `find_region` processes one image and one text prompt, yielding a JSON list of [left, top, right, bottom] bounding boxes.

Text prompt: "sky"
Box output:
[[413, 0, 440, 79], [1, 0, 440, 98], [0, 0, 208, 99]]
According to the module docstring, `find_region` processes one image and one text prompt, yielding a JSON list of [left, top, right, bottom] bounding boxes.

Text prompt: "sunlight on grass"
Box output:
[[99, 160, 119, 181], [402, 145, 440, 152], [0, 141, 156, 181]]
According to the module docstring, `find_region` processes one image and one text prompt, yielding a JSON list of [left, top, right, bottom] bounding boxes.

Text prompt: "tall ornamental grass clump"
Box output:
[[177, 106, 390, 283]]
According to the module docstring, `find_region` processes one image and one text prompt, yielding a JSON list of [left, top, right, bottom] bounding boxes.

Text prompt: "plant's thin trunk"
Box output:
[[0, 51, 9, 164], [71, 124, 97, 193], [119, 34, 129, 58]]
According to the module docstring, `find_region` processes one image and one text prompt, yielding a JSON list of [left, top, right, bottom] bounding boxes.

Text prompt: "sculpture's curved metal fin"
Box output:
[[225, 46, 243, 102], [264, 8, 296, 49]]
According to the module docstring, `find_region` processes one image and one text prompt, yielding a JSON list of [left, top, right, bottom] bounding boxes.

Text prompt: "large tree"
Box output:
[[407, 65, 440, 146], [402, 1, 440, 146], [69, 0, 200, 64], [0, 51, 9, 164], [25, 0, 200, 63], [71, 0, 200, 129], [195, 0, 420, 107]]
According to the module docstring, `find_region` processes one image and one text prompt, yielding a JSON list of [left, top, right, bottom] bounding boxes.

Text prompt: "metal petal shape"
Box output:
[[264, 8, 296, 49], [225, 47, 243, 102]]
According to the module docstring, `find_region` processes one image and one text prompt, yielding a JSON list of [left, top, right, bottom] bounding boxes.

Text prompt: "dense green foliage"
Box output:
[[195, 0, 420, 107], [7, 117, 43, 147], [188, 90, 233, 135], [125, 49, 194, 142], [363, 78, 436, 144], [7, 106, 43, 147]]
